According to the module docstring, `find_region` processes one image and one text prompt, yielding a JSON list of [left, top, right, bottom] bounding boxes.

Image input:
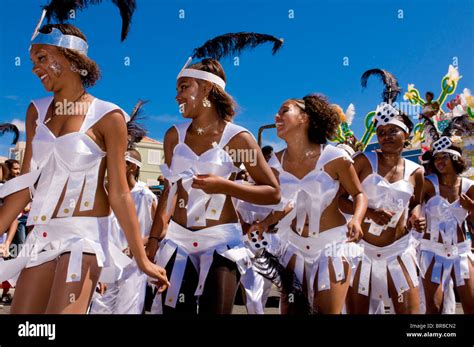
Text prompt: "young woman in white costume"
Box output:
[[0, 22, 168, 314], [252, 94, 367, 314], [421, 136, 474, 314], [340, 69, 425, 314], [146, 33, 282, 314]]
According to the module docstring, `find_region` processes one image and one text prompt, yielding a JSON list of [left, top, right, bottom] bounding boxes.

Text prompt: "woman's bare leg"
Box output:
[[45, 253, 101, 314], [422, 258, 444, 314], [10, 260, 57, 314], [345, 262, 370, 314], [388, 257, 420, 314], [455, 258, 474, 314], [314, 258, 351, 314]]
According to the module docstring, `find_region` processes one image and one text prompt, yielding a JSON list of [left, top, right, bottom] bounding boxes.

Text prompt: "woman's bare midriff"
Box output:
[[47, 146, 110, 219], [172, 180, 239, 230], [422, 227, 468, 244], [362, 212, 408, 247], [290, 199, 347, 237]]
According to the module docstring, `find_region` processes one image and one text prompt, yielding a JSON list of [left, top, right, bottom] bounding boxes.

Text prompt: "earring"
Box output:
[[202, 96, 211, 108], [453, 155, 459, 161], [404, 139, 411, 147]]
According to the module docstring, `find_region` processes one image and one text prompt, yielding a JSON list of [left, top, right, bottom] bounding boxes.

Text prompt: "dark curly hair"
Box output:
[[188, 58, 237, 120], [38, 24, 100, 88], [294, 94, 341, 144], [431, 145, 468, 175]]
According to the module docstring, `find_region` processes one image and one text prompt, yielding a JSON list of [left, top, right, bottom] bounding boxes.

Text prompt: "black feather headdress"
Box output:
[[361, 68, 401, 104], [192, 32, 283, 61], [43, 0, 137, 41], [127, 100, 147, 149], [0, 123, 20, 145]]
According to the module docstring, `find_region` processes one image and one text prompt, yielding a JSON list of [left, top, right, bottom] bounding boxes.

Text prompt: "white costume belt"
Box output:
[[280, 225, 362, 307], [355, 234, 419, 303], [0, 216, 132, 285], [154, 220, 253, 309], [420, 238, 473, 288]]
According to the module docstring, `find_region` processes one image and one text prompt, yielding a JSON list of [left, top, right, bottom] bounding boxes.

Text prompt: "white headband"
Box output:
[[125, 154, 142, 168], [374, 103, 409, 133], [432, 136, 462, 157], [30, 9, 89, 56], [177, 57, 226, 90]]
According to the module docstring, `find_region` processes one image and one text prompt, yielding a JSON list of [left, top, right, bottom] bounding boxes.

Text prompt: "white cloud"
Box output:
[[3, 95, 19, 101], [10, 119, 26, 133]]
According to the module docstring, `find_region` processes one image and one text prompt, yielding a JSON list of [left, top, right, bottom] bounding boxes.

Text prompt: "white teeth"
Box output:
[[275, 122, 284, 127], [40, 74, 47, 80]]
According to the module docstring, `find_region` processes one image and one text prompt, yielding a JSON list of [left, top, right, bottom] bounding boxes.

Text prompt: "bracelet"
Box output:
[[148, 236, 161, 242]]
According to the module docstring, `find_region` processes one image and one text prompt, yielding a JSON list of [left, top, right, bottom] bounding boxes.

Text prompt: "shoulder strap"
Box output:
[[316, 144, 353, 171], [218, 122, 252, 148], [31, 96, 54, 125], [363, 151, 377, 174], [267, 152, 283, 172], [173, 121, 191, 144], [462, 177, 474, 195], [80, 99, 130, 133], [403, 158, 422, 180], [426, 174, 440, 195]]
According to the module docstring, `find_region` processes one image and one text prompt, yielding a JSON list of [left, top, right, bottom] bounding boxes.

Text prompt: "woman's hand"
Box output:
[[139, 259, 170, 293], [407, 214, 426, 233], [367, 208, 394, 226], [145, 238, 160, 262], [0, 242, 10, 258], [347, 218, 364, 242], [191, 174, 228, 195], [460, 193, 474, 211], [97, 282, 107, 295]]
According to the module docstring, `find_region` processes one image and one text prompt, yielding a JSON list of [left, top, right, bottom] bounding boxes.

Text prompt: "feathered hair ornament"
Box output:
[[361, 68, 401, 104], [178, 32, 284, 90], [0, 123, 20, 145], [39, 0, 137, 41], [127, 100, 147, 149]]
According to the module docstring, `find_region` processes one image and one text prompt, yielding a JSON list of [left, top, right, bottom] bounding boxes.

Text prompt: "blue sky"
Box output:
[[1, 0, 473, 156]]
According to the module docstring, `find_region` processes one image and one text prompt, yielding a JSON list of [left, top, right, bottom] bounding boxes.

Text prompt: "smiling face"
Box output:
[[376, 123, 408, 153], [30, 44, 74, 92], [274, 100, 308, 141], [175, 77, 210, 119]]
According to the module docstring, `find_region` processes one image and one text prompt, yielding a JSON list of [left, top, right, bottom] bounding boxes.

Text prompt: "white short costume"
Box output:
[[420, 174, 474, 313], [0, 96, 132, 285], [268, 145, 362, 307], [353, 151, 421, 313], [151, 121, 253, 313], [90, 181, 157, 314]]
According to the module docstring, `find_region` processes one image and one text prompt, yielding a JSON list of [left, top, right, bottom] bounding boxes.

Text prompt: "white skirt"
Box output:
[[0, 216, 132, 285], [151, 220, 253, 313], [280, 225, 363, 306]]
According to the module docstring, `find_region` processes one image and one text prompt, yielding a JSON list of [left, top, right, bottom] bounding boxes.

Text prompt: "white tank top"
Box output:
[[425, 174, 473, 245], [26, 96, 129, 226], [360, 151, 421, 236], [268, 144, 353, 237], [161, 121, 250, 228]]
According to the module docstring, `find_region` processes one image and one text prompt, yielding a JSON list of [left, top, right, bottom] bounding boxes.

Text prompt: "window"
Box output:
[[148, 149, 162, 165]]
